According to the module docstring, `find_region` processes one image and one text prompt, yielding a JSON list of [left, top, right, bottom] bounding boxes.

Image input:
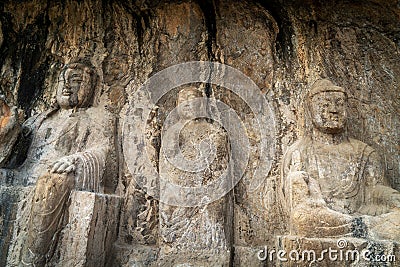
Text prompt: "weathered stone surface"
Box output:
[[278, 236, 399, 267], [0, 186, 32, 267], [111, 243, 159, 267], [0, 0, 398, 266], [281, 79, 400, 240], [51, 191, 122, 267], [4, 190, 121, 267], [233, 246, 266, 267]]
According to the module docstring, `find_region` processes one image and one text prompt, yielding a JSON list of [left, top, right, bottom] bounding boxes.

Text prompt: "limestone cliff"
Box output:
[[0, 0, 399, 266]]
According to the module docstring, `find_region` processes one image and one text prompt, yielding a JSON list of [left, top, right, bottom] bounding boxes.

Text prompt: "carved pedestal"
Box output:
[[3, 189, 121, 266], [50, 191, 122, 267], [158, 247, 231, 267]]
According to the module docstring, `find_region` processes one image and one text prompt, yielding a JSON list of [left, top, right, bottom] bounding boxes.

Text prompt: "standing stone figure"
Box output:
[[159, 86, 231, 264], [0, 61, 116, 266], [281, 79, 400, 241]]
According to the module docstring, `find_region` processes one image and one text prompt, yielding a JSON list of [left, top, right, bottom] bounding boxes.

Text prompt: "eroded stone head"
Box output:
[[56, 62, 97, 109], [176, 86, 204, 120]]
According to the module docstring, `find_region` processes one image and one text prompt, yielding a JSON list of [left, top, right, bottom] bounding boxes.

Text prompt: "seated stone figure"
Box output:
[[281, 79, 400, 241], [0, 61, 116, 266], [159, 86, 231, 264]]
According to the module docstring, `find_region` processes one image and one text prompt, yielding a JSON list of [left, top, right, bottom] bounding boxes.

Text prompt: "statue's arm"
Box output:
[[280, 141, 307, 199], [363, 150, 400, 213]]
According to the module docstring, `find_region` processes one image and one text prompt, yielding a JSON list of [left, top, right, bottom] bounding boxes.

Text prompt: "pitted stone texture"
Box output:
[[1, 186, 33, 267], [0, 1, 398, 266]]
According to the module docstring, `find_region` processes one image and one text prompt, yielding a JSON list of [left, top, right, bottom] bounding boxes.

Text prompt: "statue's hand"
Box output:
[[50, 156, 77, 174]]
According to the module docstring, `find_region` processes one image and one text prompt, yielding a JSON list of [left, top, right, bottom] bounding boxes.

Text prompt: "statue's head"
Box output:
[[176, 85, 204, 120], [56, 61, 97, 110], [305, 79, 348, 134]]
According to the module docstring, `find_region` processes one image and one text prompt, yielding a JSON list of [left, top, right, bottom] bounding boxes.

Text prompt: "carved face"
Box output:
[[177, 88, 203, 120], [310, 91, 347, 134], [56, 67, 93, 109]]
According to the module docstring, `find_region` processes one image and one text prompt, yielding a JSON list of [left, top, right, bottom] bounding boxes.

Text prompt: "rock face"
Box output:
[[0, 0, 399, 266]]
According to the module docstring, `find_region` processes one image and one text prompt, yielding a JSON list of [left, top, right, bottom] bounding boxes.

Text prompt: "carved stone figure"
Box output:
[[281, 79, 400, 241], [159, 86, 231, 264], [0, 61, 116, 266]]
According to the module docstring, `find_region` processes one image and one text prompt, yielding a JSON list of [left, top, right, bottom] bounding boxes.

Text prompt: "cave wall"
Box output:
[[0, 0, 399, 266]]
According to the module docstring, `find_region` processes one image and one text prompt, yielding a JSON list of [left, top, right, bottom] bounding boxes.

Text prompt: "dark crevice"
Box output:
[[196, 0, 218, 97], [0, 5, 18, 94], [17, 19, 51, 116], [256, 0, 295, 62], [119, 1, 151, 56], [196, 0, 217, 61], [102, 1, 114, 54], [0, 2, 51, 117], [309, 19, 318, 35]]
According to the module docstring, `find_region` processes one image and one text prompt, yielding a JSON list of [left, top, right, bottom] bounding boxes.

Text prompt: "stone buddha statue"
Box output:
[[0, 61, 116, 266], [281, 79, 400, 241], [158, 86, 231, 264]]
